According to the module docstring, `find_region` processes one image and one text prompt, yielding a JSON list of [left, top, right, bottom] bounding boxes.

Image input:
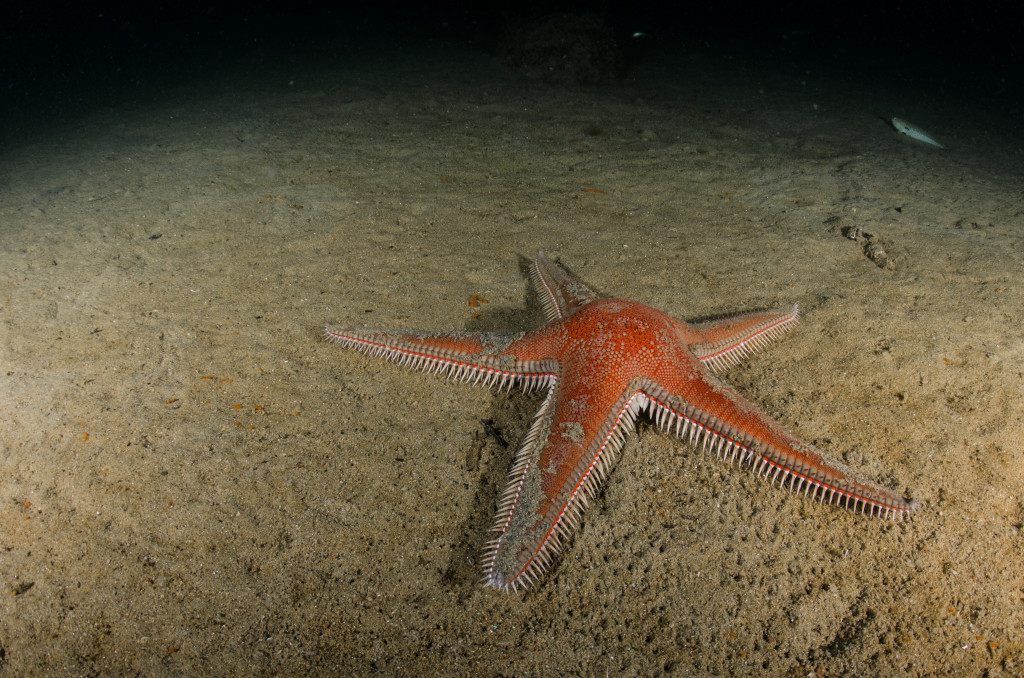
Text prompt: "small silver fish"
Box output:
[[892, 117, 945, 149]]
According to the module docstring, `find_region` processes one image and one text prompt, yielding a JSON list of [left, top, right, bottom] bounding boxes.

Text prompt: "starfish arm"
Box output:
[[482, 378, 562, 592], [637, 372, 916, 519], [482, 370, 644, 593], [530, 251, 599, 322], [686, 304, 800, 373], [323, 326, 555, 392]]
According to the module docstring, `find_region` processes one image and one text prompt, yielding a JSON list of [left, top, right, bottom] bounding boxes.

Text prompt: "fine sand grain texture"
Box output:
[[1, 19, 1023, 677]]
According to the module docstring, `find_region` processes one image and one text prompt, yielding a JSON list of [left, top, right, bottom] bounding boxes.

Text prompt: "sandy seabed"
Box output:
[[1, 37, 1023, 676]]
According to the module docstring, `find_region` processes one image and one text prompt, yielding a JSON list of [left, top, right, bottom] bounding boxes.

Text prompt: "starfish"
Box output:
[[325, 252, 915, 592]]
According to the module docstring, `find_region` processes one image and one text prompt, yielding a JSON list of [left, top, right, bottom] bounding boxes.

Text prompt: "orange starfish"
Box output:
[[325, 252, 915, 592]]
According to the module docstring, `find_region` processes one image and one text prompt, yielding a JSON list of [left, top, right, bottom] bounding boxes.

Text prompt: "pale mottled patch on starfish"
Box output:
[[325, 252, 916, 593]]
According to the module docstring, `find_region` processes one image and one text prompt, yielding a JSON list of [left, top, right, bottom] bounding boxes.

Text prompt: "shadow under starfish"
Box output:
[[325, 252, 916, 593]]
